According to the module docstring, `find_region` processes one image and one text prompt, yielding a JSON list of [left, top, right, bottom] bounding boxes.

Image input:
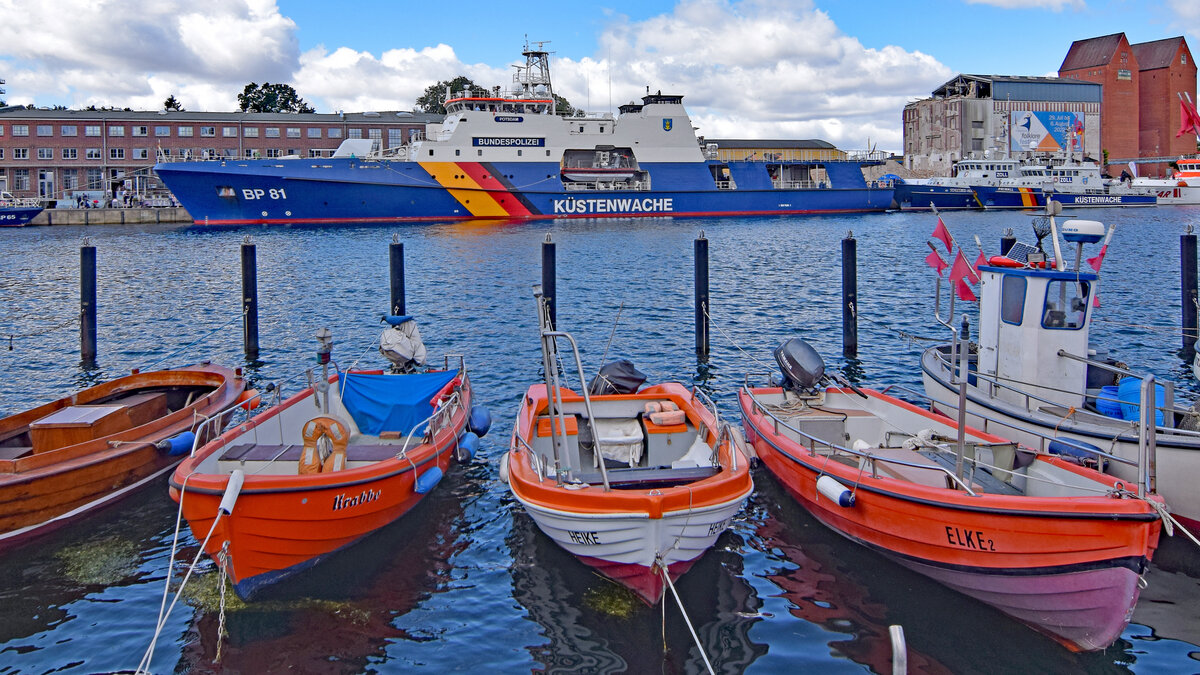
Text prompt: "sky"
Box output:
[[0, 0, 1197, 153]]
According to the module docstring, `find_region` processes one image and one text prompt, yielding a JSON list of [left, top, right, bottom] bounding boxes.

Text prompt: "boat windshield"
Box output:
[[1041, 280, 1090, 330]]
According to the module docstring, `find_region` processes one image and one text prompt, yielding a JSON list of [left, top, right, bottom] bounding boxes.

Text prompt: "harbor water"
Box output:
[[1, 209, 1199, 673]]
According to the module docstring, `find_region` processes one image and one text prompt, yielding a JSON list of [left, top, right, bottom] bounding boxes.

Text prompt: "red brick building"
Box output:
[[1059, 33, 1140, 171], [1132, 37, 1197, 165], [0, 107, 440, 202], [1059, 33, 1198, 175]]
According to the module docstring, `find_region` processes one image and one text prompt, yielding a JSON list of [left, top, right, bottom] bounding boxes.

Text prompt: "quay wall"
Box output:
[[29, 208, 194, 226]]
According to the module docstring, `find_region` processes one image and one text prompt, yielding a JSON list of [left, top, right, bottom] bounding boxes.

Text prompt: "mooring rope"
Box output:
[[140, 308, 246, 372], [660, 564, 716, 675]]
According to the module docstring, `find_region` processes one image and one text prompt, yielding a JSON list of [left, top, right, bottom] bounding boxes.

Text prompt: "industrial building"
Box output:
[[904, 34, 1197, 177]]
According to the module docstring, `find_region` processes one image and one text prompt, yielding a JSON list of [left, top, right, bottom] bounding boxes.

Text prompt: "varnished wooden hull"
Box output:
[[0, 363, 245, 549]]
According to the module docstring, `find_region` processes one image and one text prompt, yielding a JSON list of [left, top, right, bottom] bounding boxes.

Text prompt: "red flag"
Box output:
[[1087, 244, 1107, 272], [955, 278, 978, 302], [1178, 99, 1193, 138], [949, 249, 978, 287], [973, 250, 988, 277], [925, 249, 948, 276], [932, 217, 953, 254]]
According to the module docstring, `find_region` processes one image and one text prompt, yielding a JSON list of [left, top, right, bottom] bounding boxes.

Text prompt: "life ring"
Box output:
[[299, 415, 350, 474], [987, 255, 1024, 268]]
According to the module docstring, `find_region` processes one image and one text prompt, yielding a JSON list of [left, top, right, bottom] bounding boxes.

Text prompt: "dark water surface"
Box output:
[[1, 209, 1199, 673]]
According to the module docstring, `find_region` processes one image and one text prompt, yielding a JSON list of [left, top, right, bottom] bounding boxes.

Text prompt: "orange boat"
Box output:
[[169, 320, 488, 599], [0, 362, 245, 549], [502, 287, 753, 603], [739, 339, 1163, 652]]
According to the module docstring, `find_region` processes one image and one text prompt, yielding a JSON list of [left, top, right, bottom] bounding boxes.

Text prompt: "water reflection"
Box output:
[[507, 510, 765, 673]]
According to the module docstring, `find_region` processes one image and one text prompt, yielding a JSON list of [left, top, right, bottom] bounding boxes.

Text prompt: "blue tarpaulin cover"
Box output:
[[339, 370, 458, 436]]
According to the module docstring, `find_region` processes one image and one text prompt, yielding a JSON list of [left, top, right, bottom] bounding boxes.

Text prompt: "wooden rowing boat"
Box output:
[[739, 339, 1163, 651], [503, 288, 752, 603], [0, 362, 245, 549], [169, 323, 486, 599]]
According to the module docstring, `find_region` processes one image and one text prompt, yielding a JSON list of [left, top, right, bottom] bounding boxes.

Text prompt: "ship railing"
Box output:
[[772, 179, 820, 190], [562, 180, 651, 192], [713, 180, 737, 190], [741, 381, 977, 495], [927, 347, 1198, 439]]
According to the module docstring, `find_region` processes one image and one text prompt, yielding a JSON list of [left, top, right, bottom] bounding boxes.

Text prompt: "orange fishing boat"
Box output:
[[739, 339, 1163, 652], [169, 319, 489, 599], [0, 362, 245, 549], [503, 287, 753, 603]]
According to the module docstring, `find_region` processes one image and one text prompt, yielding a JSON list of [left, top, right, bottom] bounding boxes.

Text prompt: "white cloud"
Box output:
[[1168, 0, 1200, 39], [0, 0, 299, 110], [0, 0, 951, 150], [964, 0, 1085, 9]]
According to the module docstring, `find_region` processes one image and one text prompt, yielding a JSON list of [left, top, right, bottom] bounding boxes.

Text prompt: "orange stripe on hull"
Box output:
[[1020, 187, 1038, 207], [418, 161, 530, 217]]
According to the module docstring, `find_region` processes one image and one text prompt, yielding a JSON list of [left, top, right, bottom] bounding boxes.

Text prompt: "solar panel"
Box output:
[[1002, 242, 1039, 263]]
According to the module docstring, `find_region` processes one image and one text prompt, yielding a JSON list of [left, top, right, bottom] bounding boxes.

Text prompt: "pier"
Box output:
[[27, 207, 193, 226]]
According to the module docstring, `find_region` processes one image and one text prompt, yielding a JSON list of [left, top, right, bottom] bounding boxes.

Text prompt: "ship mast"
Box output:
[[516, 39, 554, 110]]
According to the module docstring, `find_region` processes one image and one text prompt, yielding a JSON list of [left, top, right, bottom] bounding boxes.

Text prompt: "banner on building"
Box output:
[[1009, 111, 1085, 153]]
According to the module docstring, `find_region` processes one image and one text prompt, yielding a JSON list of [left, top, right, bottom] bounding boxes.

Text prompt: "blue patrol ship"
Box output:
[[155, 45, 892, 225]]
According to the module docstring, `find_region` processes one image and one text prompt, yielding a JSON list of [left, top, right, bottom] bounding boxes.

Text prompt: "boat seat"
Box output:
[[587, 417, 644, 467], [573, 465, 719, 489], [218, 443, 404, 463], [863, 446, 952, 489], [917, 450, 1023, 495], [0, 446, 32, 461]]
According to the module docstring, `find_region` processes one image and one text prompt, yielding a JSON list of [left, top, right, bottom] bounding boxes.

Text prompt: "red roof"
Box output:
[[1060, 33, 1128, 72], [1131, 37, 1188, 71]]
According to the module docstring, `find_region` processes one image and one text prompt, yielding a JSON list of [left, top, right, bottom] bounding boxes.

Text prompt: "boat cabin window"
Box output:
[[1041, 280, 1090, 330], [1001, 276, 1026, 325]]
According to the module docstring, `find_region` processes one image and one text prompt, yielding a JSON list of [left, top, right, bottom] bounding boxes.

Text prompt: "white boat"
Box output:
[[920, 215, 1200, 530], [1131, 156, 1200, 205]]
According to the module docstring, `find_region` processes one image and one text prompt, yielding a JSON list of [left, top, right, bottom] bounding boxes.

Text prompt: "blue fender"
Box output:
[[468, 405, 492, 437], [414, 466, 444, 494], [157, 430, 196, 456], [457, 431, 481, 461]]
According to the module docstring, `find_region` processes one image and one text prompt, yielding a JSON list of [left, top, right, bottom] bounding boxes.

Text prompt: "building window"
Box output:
[[132, 148, 148, 159], [110, 148, 125, 159], [86, 168, 103, 189], [266, 148, 282, 158], [36, 125, 53, 136], [63, 169, 78, 190], [1120, 51, 1128, 64], [13, 169, 29, 190], [243, 127, 259, 138], [348, 128, 362, 139], [155, 126, 170, 137], [0, 125, 4, 136], [132, 126, 148, 136], [13, 148, 28, 160], [1184, 54, 1189, 65], [368, 128, 382, 141], [37, 148, 52, 160], [61, 125, 77, 136], [223, 126, 238, 137], [261, 127, 278, 138], [244, 148, 256, 158], [286, 148, 299, 156], [328, 128, 342, 138], [62, 148, 78, 159], [388, 129, 403, 147], [13, 125, 29, 136], [200, 126, 216, 137], [86, 148, 101, 159], [308, 149, 323, 157], [109, 126, 125, 136], [307, 127, 321, 138], [286, 127, 300, 138], [178, 126, 193, 137], [85, 125, 101, 137], [0, 149, 4, 159]]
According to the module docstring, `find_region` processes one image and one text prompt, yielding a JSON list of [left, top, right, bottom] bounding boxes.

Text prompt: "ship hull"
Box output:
[[156, 159, 893, 225], [974, 185, 1156, 209], [0, 206, 43, 227], [893, 183, 979, 211]]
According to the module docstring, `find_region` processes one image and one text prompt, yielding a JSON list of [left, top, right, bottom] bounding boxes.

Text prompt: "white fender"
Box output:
[[499, 452, 510, 484]]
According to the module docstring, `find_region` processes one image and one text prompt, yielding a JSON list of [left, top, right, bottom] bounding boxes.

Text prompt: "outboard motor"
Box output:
[[773, 338, 826, 394], [379, 315, 427, 373], [589, 359, 647, 395]]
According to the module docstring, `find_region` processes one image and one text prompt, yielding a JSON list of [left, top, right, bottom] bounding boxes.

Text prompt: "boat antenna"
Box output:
[[598, 301, 625, 366]]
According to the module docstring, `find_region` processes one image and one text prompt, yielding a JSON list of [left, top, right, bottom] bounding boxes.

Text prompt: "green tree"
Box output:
[[552, 93, 578, 116], [163, 94, 183, 111], [237, 82, 315, 113], [415, 76, 486, 114]]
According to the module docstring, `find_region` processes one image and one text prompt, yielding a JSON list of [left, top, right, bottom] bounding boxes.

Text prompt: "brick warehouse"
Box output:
[[1059, 33, 1197, 175], [0, 108, 441, 202]]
